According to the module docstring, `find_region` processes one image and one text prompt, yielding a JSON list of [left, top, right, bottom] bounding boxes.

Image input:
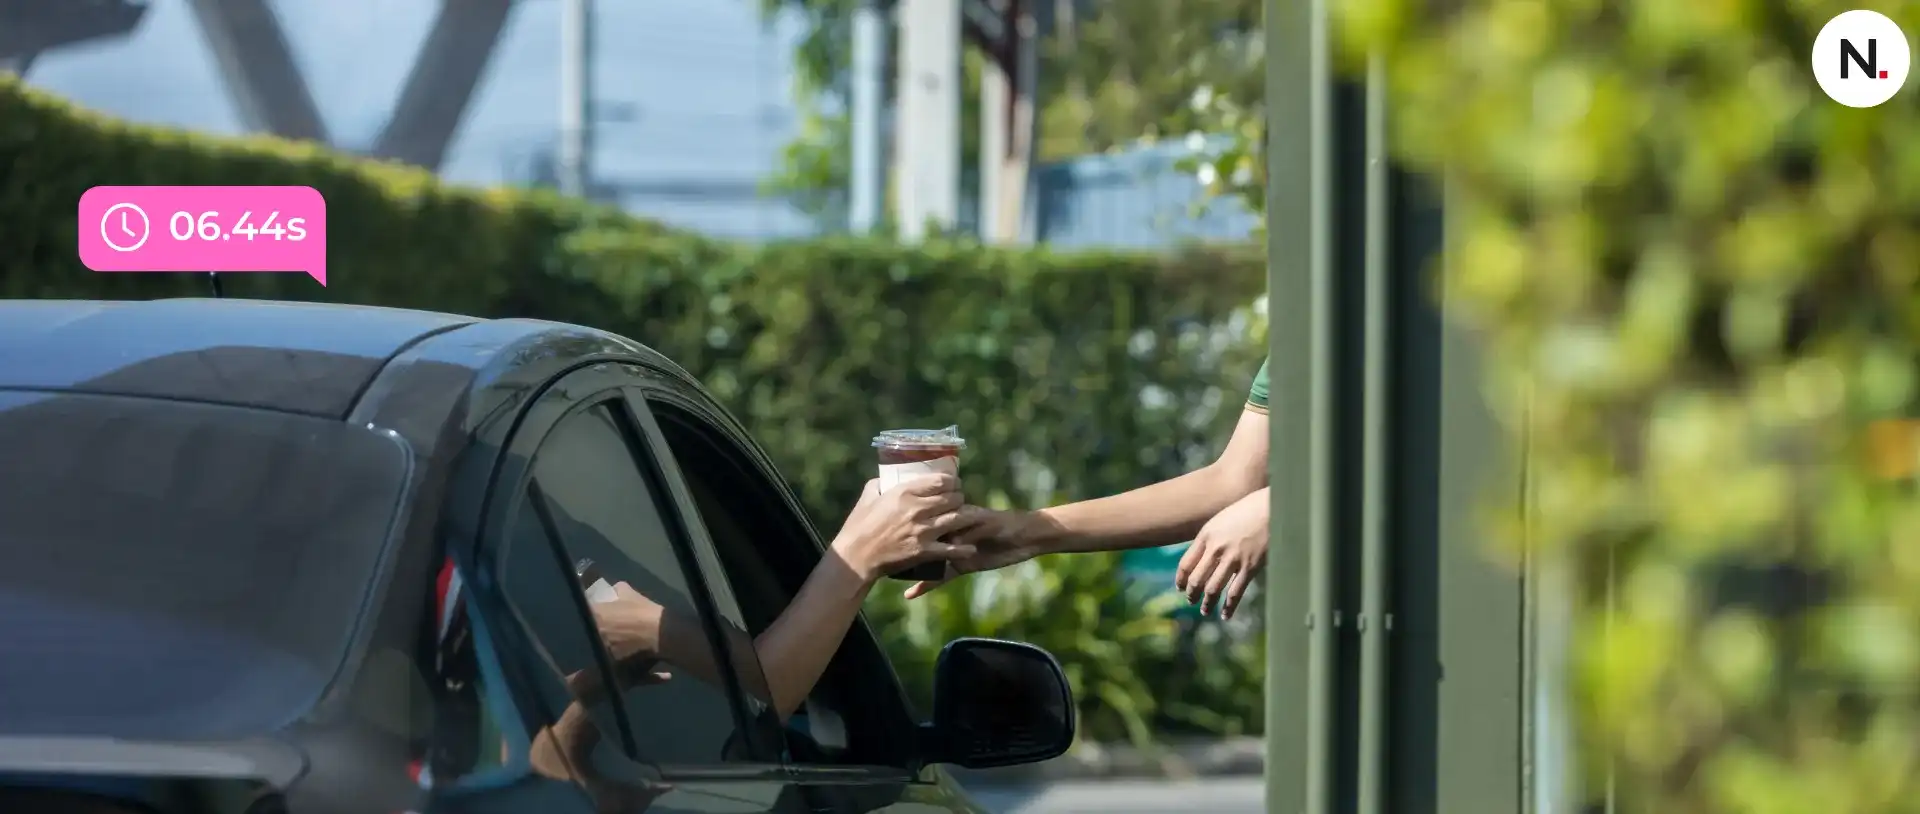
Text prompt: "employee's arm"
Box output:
[[1013, 406, 1269, 555], [903, 359, 1276, 601]]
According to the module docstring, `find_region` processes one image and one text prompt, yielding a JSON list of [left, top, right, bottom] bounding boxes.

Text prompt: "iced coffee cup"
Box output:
[[874, 425, 966, 581]]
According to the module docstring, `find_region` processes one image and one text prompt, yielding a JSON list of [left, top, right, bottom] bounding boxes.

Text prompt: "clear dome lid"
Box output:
[[872, 425, 966, 449]]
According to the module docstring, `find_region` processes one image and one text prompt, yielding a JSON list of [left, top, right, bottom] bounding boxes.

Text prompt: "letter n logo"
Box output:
[[1814, 11, 1910, 108], [1841, 38, 1886, 79]]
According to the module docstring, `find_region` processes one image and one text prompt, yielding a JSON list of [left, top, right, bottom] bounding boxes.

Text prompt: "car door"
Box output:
[[626, 379, 985, 814], [470, 361, 815, 814]]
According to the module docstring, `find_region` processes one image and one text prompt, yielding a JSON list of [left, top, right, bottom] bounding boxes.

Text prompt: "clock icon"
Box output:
[[99, 203, 150, 253]]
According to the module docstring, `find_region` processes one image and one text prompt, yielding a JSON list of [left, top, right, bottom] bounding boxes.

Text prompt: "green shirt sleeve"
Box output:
[[1247, 357, 1270, 413]]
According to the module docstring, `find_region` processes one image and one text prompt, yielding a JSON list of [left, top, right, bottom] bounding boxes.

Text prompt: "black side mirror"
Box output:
[[920, 638, 1075, 769]]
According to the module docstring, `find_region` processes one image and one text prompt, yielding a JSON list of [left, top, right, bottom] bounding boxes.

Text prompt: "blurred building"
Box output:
[[20, 0, 818, 240], [1035, 140, 1259, 250], [12, 0, 1252, 248]]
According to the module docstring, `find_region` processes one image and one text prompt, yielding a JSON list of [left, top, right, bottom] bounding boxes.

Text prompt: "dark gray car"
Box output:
[[0, 299, 1073, 814]]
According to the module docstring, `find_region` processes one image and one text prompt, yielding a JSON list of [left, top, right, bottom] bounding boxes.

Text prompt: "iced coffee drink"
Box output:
[[874, 426, 965, 581]]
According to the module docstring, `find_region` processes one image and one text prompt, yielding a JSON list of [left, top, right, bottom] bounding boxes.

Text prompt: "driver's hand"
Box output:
[[589, 582, 666, 662], [828, 474, 981, 583]]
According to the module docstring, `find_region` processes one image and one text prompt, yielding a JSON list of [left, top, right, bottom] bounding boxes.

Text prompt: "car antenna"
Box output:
[[206, 271, 225, 298]]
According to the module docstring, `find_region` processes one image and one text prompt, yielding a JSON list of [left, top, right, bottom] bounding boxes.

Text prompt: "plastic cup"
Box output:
[[873, 426, 966, 581], [577, 558, 618, 604]]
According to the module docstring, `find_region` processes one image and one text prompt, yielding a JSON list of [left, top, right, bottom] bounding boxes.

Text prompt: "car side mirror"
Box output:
[[919, 638, 1076, 769]]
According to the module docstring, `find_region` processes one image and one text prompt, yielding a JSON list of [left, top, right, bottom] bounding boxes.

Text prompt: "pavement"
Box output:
[[958, 778, 1265, 814]]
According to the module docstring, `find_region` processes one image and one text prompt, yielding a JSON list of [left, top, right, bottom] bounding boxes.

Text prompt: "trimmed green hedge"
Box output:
[[0, 77, 1268, 740]]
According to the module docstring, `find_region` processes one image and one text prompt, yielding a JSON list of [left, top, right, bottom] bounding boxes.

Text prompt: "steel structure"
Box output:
[[7, 0, 513, 172], [0, 0, 148, 70], [182, 0, 513, 171], [1266, 1, 1535, 813]]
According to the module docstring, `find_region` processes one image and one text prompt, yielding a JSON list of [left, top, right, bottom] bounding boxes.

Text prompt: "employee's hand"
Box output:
[[830, 475, 982, 584], [1175, 487, 1269, 620], [902, 507, 1041, 599]]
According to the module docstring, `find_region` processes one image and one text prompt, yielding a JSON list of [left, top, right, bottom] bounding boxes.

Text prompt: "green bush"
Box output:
[[0, 77, 1269, 738]]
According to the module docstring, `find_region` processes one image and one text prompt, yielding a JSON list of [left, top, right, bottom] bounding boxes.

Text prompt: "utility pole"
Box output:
[[978, 0, 1038, 244], [849, 0, 889, 233], [979, 16, 1007, 241], [1014, 3, 1039, 242], [558, 0, 595, 198], [894, 0, 961, 240]]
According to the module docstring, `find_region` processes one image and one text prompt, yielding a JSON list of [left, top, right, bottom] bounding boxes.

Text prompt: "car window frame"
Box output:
[[469, 362, 783, 777], [631, 384, 925, 778]]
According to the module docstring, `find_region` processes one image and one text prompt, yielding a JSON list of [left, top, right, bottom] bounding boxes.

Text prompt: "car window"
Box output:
[[648, 401, 916, 768], [492, 476, 633, 795], [503, 400, 764, 768], [0, 390, 408, 741]]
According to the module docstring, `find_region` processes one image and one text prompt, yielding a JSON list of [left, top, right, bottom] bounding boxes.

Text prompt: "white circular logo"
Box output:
[[99, 202, 150, 253], [1812, 10, 1910, 108]]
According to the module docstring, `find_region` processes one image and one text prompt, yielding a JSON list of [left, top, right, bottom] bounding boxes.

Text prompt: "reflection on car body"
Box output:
[[0, 299, 1074, 814]]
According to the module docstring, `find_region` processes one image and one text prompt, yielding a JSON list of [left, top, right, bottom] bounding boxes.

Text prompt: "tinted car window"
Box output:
[[493, 480, 630, 797], [650, 402, 909, 767], [504, 401, 755, 767], [0, 391, 408, 740]]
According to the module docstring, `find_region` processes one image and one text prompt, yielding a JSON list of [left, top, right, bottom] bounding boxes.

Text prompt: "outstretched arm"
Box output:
[[1015, 406, 1269, 555], [591, 475, 981, 719], [593, 563, 874, 722], [1015, 356, 1276, 555], [904, 406, 1270, 600]]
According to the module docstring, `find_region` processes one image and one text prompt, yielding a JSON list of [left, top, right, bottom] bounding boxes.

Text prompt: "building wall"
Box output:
[[1035, 138, 1260, 249]]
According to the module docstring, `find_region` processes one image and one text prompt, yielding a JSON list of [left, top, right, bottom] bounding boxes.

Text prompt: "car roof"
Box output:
[[0, 299, 476, 417]]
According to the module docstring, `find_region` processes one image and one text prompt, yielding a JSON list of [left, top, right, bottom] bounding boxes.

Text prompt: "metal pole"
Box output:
[[372, 0, 515, 172], [850, 0, 888, 232], [979, 41, 1007, 240], [1265, 0, 1332, 810], [558, 0, 594, 198], [1356, 51, 1391, 814], [185, 0, 331, 143], [1302, 0, 1336, 806], [895, 0, 961, 240], [1014, 5, 1040, 243]]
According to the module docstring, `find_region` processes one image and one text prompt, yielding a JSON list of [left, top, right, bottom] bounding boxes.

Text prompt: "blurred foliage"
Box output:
[[1174, 88, 1266, 239], [759, 0, 1262, 219], [1299, 0, 1920, 811], [0, 77, 1269, 739], [1030, 0, 1263, 161], [1178, 0, 1920, 806], [755, 0, 857, 218], [756, 0, 981, 222], [867, 552, 1267, 746]]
